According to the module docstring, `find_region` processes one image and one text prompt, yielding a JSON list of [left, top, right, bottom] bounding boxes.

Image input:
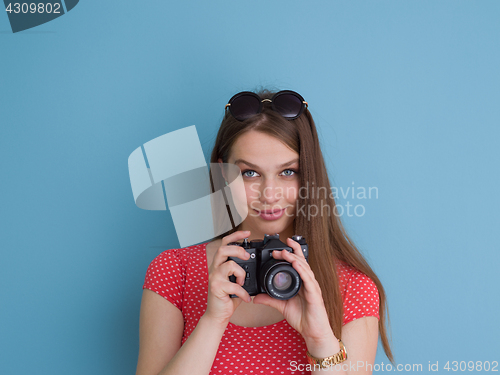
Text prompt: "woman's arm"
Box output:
[[136, 289, 183, 375], [136, 289, 228, 375], [307, 316, 379, 374], [136, 230, 253, 375], [253, 238, 380, 375], [340, 316, 379, 373]]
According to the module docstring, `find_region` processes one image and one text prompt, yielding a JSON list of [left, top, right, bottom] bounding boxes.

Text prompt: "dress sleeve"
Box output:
[[143, 249, 185, 311], [343, 270, 380, 325]]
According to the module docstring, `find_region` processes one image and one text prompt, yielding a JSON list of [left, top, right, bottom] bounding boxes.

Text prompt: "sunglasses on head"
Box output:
[[225, 90, 308, 121]]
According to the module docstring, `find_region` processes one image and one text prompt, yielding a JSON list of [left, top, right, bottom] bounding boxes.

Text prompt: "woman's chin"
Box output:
[[247, 219, 294, 238]]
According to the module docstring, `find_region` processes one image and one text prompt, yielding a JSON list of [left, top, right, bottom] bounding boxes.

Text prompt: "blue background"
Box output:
[[1, 1, 499, 374]]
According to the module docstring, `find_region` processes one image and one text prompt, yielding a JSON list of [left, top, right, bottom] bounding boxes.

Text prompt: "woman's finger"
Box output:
[[211, 230, 251, 268], [216, 260, 247, 286], [278, 250, 322, 298], [221, 230, 251, 247], [253, 293, 286, 312], [211, 245, 250, 268], [271, 250, 309, 271], [225, 283, 252, 302], [287, 237, 307, 259]]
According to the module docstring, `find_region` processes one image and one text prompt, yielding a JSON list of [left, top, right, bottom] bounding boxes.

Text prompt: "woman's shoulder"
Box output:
[[335, 259, 362, 279], [144, 243, 208, 281], [143, 243, 208, 309], [151, 242, 208, 265], [335, 260, 380, 323], [143, 242, 209, 294], [335, 259, 378, 295]]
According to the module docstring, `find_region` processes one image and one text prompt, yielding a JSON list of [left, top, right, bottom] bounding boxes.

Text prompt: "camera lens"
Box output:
[[272, 272, 293, 291], [260, 259, 302, 300]]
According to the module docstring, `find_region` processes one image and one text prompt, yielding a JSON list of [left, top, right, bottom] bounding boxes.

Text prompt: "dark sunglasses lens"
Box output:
[[273, 94, 303, 119], [230, 95, 261, 121]]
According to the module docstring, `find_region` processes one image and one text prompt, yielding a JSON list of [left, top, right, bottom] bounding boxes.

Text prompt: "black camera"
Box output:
[[227, 234, 309, 300]]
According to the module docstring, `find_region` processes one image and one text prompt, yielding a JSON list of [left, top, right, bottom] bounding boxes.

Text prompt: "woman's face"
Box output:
[[222, 130, 300, 241]]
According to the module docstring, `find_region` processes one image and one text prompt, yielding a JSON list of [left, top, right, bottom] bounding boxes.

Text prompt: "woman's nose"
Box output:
[[259, 180, 282, 205]]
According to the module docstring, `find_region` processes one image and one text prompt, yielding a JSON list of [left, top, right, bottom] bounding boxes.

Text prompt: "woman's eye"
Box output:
[[242, 170, 259, 178], [242, 169, 297, 178], [281, 169, 298, 177]]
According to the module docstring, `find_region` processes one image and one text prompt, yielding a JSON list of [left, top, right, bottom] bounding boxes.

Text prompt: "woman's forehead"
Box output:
[[229, 130, 299, 166]]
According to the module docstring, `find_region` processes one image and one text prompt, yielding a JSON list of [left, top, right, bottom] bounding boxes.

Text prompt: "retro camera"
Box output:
[[227, 234, 309, 300]]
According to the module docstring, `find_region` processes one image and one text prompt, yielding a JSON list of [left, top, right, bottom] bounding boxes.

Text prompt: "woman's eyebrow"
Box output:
[[233, 158, 299, 169]]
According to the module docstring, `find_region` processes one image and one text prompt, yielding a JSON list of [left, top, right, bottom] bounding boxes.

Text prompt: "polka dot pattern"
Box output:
[[143, 243, 379, 374], [336, 261, 380, 325]]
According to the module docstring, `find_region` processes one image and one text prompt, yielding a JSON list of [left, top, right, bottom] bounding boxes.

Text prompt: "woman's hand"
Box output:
[[253, 237, 336, 349], [204, 231, 253, 326]]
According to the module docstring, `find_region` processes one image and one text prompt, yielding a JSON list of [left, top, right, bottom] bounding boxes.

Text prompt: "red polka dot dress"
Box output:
[[143, 243, 379, 374]]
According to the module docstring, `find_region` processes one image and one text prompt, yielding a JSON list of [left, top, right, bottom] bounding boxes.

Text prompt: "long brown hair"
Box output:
[[209, 90, 393, 362]]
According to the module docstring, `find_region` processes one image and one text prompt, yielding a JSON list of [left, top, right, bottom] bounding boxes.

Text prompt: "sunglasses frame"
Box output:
[[225, 90, 308, 121]]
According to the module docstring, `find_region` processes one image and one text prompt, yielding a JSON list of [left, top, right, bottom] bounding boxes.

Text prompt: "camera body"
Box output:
[[227, 234, 308, 300]]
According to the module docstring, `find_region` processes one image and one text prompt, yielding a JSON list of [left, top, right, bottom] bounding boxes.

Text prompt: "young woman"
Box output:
[[136, 90, 393, 375]]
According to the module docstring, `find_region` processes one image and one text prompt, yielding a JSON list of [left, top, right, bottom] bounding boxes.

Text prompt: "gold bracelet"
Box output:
[[306, 339, 348, 368]]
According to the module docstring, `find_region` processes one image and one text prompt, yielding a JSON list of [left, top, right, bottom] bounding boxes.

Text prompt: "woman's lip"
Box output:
[[254, 208, 286, 221], [257, 209, 284, 214]]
